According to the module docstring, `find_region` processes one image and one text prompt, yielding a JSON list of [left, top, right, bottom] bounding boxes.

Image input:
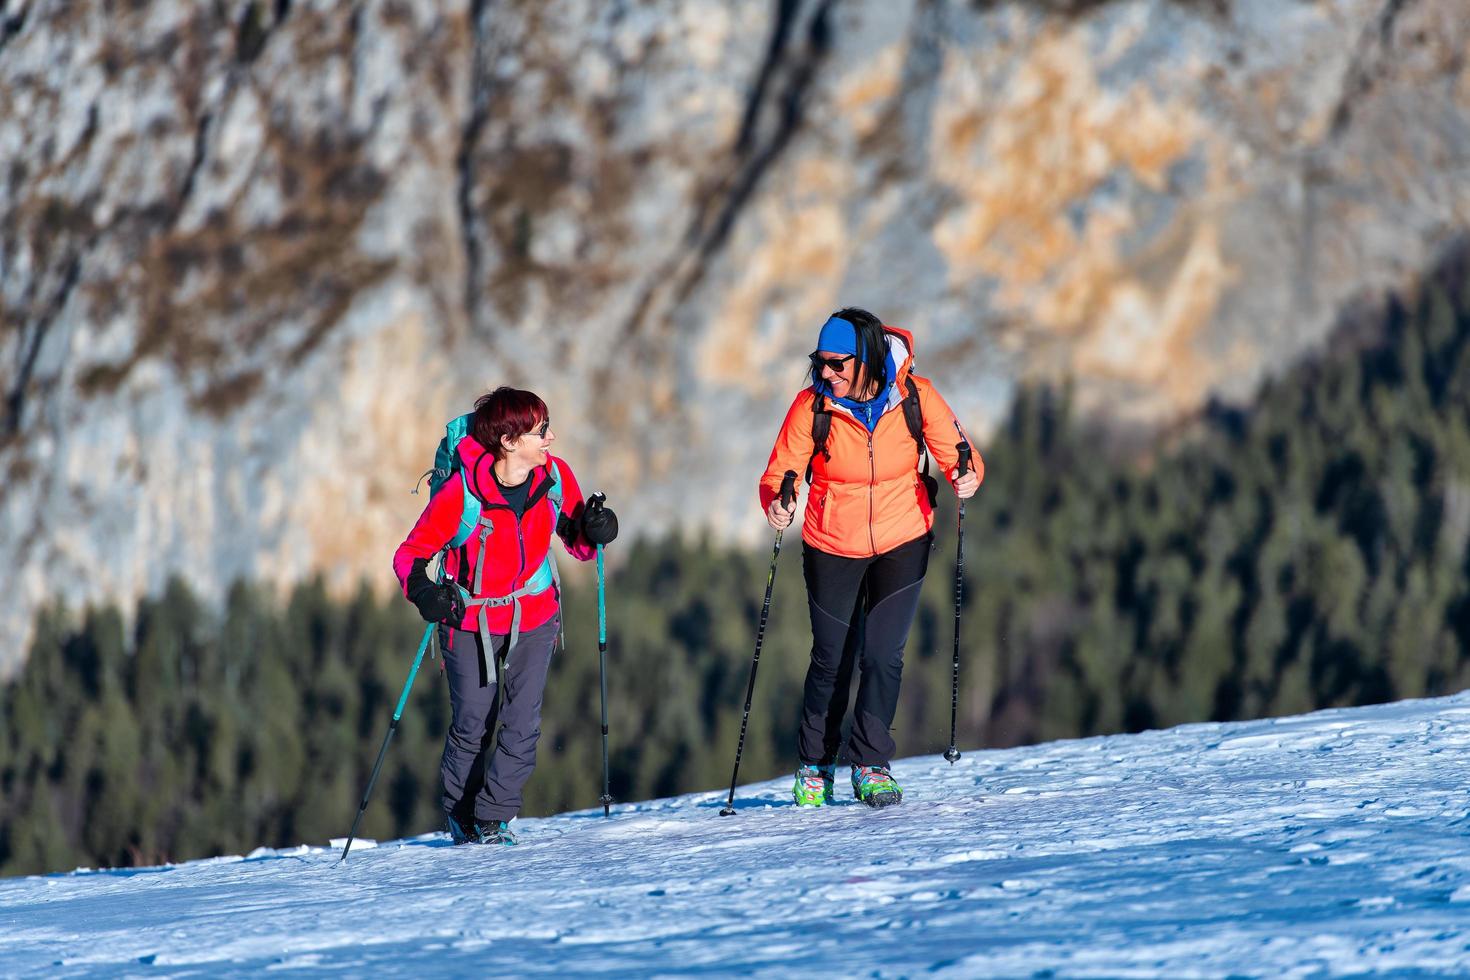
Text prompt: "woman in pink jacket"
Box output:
[[393, 387, 617, 846]]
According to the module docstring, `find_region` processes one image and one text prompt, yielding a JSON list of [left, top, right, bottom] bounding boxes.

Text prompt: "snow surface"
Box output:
[[6, 694, 1470, 977]]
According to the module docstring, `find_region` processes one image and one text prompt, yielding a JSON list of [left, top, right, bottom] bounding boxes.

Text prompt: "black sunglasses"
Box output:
[[809, 352, 856, 373], [532, 419, 551, 438]]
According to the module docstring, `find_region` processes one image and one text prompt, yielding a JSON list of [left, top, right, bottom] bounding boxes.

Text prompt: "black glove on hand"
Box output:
[[581, 498, 618, 546], [406, 558, 466, 624], [556, 512, 579, 548]]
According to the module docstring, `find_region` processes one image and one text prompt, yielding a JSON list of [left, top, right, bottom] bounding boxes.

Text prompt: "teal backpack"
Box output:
[[420, 414, 565, 672]]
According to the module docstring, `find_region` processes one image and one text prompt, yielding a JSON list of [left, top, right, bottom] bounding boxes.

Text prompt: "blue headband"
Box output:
[[815, 316, 859, 357]]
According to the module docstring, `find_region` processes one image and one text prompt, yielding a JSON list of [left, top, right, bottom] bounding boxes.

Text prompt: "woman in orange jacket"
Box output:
[[758, 308, 981, 808]]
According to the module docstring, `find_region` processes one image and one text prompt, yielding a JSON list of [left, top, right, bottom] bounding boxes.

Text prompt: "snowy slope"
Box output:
[[5, 694, 1470, 977]]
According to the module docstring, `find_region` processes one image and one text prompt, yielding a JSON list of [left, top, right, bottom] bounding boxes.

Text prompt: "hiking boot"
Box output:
[[472, 820, 518, 846], [851, 764, 903, 808], [446, 812, 476, 845], [793, 764, 836, 807]]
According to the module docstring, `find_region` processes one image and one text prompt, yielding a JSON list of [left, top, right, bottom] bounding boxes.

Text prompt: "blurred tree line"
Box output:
[[5, 243, 1470, 877]]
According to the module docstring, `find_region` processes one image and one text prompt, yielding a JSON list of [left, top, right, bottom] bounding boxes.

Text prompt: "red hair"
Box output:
[[471, 387, 548, 460]]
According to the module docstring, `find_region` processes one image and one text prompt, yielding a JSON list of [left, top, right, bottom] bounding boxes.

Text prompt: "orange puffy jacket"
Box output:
[[758, 326, 983, 558]]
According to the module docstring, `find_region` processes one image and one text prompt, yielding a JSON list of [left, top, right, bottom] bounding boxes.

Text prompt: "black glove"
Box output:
[[581, 497, 618, 546], [405, 558, 465, 624], [556, 512, 579, 548]]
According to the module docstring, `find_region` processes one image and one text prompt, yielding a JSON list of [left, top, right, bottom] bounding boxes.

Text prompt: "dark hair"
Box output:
[[809, 306, 889, 395], [470, 386, 548, 460]]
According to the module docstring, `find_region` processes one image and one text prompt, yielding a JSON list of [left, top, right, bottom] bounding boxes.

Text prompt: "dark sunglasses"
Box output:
[[532, 419, 551, 438], [809, 352, 856, 373]]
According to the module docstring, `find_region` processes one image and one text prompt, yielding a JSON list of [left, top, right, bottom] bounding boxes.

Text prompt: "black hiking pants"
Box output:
[[440, 615, 558, 824], [798, 533, 931, 768]]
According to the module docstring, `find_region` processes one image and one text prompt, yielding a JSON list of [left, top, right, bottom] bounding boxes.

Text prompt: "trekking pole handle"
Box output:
[[779, 470, 797, 510], [956, 443, 972, 479]]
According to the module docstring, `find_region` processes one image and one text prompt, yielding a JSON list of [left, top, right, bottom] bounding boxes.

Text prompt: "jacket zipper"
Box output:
[[867, 431, 877, 556], [515, 519, 526, 583], [828, 405, 888, 556], [508, 468, 554, 587]]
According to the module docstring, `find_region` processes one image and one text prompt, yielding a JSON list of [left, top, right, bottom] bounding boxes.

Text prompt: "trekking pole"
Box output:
[[720, 470, 798, 817], [588, 492, 614, 818], [944, 433, 973, 765], [339, 618, 437, 863]]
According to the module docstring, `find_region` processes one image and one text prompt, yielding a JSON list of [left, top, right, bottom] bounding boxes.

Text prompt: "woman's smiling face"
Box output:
[[503, 416, 554, 467], [812, 351, 860, 398]]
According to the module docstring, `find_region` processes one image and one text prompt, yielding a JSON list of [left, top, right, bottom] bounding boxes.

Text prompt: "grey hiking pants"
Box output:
[[440, 615, 559, 823]]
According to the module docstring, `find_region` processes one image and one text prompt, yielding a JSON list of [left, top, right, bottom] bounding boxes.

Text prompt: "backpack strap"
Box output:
[[543, 459, 565, 653], [546, 458, 564, 510], [806, 392, 832, 485], [449, 473, 482, 549], [902, 376, 941, 507], [468, 475, 508, 676], [901, 376, 927, 470]]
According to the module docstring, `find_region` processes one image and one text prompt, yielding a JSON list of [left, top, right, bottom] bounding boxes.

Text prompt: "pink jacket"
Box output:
[[393, 439, 595, 634]]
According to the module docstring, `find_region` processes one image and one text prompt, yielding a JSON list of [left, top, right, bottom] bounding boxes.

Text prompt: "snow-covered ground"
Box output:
[[5, 694, 1470, 977]]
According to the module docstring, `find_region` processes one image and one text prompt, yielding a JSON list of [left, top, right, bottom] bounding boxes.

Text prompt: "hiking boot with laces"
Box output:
[[472, 820, 518, 846], [851, 764, 903, 808], [793, 764, 836, 807]]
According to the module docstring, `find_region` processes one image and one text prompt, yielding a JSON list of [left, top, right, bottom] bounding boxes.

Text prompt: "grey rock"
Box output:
[[1, 0, 1466, 671]]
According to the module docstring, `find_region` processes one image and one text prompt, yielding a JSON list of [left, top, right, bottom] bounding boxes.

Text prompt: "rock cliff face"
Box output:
[[2, 0, 1467, 671]]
